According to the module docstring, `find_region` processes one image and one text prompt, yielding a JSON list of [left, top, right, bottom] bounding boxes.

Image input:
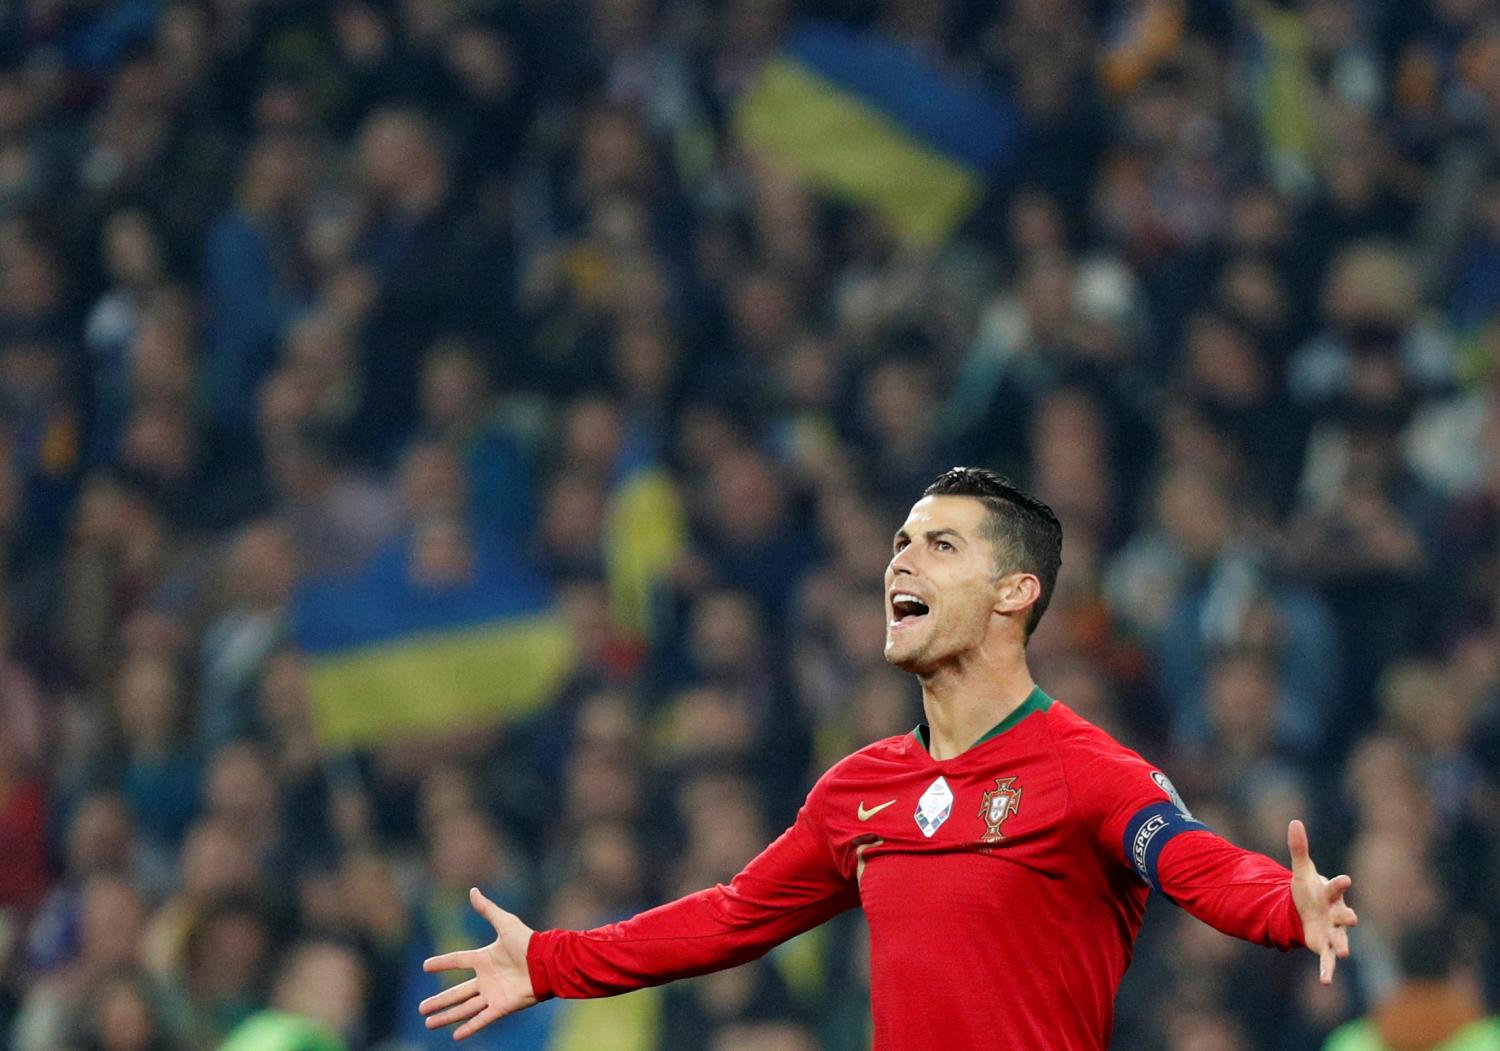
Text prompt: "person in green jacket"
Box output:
[[218, 940, 367, 1051], [1324, 915, 1499, 1051]]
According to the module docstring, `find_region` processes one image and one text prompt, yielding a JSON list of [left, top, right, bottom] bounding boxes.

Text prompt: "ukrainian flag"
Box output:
[[735, 21, 1020, 246], [604, 444, 687, 643], [292, 538, 575, 749], [1245, 0, 1318, 178]]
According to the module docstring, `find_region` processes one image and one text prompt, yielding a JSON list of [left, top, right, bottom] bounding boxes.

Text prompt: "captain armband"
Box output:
[[1122, 803, 1210, 893]]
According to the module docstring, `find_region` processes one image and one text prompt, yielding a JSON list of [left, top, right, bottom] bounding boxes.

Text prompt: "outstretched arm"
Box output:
[[1153, 819, 1358, 983], [528, 815, 858, 1000], [1065, 728, 1358, 985], [421, 788, 857, 1040]]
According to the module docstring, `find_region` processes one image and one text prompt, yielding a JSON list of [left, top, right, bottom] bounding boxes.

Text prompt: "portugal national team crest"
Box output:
[[979, 777, 1022, 844]]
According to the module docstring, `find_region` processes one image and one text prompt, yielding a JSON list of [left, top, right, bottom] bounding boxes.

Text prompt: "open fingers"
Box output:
[[470, 886, 508, 930], [1333, 903, 1358, 928], [426, 995, 485, 1030], [1333, 925, 1350, 958], [1325, 874, 1352, 900], [1287, 819, 1312, 875], [1319, 943, 1337, 985], [454, 1001, 506, 1041], [420, 978, 476, 1015], [424, 949, 477, 974]]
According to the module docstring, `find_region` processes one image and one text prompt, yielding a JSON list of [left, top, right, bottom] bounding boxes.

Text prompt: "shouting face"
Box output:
[[884, 496, 1008, 674]]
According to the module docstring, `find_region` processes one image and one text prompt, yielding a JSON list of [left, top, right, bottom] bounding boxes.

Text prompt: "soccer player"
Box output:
[[419, 467, 1358, 1048]]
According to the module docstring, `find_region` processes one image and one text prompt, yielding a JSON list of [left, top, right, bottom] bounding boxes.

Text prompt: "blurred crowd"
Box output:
[[1, 0, 1499, 1049]]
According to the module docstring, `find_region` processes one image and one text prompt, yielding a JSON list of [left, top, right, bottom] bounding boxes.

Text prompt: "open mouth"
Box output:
[[889, 591, 931, 626]]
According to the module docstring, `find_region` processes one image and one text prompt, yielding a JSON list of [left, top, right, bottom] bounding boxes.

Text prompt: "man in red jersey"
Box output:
[[419, 467, 1358, 1049]]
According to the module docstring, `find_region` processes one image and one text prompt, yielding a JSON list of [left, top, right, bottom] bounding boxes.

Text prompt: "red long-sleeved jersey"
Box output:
[[527, 689, 1304, 1049]]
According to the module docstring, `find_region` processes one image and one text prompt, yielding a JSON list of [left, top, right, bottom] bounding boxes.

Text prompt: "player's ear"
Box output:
[[993, 571, 1041, 619]]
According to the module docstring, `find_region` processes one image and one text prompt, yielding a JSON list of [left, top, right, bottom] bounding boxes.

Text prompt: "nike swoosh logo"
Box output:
[[857, 800, 897, 821]]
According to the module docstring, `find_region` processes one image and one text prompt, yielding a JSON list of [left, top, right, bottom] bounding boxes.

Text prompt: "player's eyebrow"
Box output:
[[892, 528, 964, 548]]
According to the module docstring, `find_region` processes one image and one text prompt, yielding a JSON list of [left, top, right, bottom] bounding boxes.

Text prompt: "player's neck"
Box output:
[[917, 651, 1035, 761]]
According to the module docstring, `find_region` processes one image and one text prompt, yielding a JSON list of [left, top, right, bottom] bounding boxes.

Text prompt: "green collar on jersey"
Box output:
[[913, 685, 1054, 757]]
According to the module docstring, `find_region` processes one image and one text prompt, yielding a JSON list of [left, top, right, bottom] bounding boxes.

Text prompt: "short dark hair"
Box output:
[[923, 467, 1062, 637]]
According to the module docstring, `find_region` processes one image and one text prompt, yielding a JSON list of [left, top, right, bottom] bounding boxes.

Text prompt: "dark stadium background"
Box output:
[[0, 0, 1496, 1048]]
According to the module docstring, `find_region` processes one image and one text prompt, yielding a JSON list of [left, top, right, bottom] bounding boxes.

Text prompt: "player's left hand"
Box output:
[[1287, 819, 1358, 985]]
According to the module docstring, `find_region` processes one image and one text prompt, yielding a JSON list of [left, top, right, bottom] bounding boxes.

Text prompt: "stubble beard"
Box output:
[[883, 632, 913, 672], [884, 620, 937, 675], [886, 607, 991, 678]]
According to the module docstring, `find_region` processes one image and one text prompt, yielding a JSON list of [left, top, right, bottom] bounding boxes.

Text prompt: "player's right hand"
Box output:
[[420, 887, 538, 1040]]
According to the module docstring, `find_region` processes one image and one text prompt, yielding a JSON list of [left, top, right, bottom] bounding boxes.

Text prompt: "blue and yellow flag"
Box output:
[[1243, 0, 1318, 176], [292, 538, 575, 749], [604, 461, 686, 643], [735, 21, 1020, 246]]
